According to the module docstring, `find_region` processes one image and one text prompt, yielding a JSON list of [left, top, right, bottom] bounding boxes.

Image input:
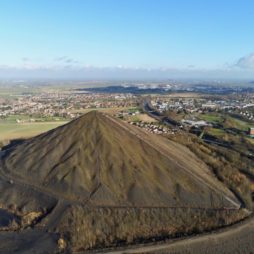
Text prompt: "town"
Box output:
[[0, 91, 138, 121]]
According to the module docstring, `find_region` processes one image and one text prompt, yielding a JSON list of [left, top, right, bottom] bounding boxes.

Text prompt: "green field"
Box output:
[[1, 114, 66, 123], [199, 113, 224, 123], [207, 128, 226, 137], [199, 113, 253, 132], [224, 116, 251, 131], [0, 121, 67, 142]]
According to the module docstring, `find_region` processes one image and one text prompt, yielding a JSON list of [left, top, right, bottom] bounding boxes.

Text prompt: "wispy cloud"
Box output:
[[21, 57, 30, 62], [55, 56, 79, 64], [235, 53, 254, 69]]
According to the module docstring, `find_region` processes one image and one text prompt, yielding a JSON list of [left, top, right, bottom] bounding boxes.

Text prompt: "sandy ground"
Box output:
[[135, 113, 157, 122], [0, 229, 58, 254]]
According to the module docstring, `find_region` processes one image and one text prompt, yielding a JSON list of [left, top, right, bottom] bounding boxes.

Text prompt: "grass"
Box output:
[[207, 128, 225, 137], [199, 114, 224, 123], [1, 114, 66, 123], [0, 114, 68, 142], [198, 112, 253, 131], [246, 137, 254, 145], [169, 132, 254, 209], [0, 121, 67, 141], [224, 116, 251, 131], [58, 206, 248, 251], [127, 107, 140, 113]]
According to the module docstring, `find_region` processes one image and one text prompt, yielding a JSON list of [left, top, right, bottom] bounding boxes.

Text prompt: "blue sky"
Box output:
[[0, 0, 254, 80]]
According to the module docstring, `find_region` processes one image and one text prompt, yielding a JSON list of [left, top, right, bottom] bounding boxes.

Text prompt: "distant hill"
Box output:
[[0, 111, 246, 252], [76, 85, 170, 94]]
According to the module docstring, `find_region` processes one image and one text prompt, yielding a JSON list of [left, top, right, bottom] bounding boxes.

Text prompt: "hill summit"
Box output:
[[0, 111, 244, 252], [2, 111, 238, 208]]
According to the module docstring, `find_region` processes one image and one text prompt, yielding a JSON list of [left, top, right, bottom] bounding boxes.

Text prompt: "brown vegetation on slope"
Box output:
[[168, 132, 254, 209]]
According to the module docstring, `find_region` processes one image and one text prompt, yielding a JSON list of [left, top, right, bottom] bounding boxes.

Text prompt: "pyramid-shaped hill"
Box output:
[[1, 111, 239, 208]]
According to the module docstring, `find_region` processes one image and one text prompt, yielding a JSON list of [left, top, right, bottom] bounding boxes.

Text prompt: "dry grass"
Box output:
[[167, 132, 254, 209], [57, 206, 248, 251], [128, 113, 157, 123]]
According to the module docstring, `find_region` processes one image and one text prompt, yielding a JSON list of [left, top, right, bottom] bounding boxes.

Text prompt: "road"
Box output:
[[142, 100, 181, 127]]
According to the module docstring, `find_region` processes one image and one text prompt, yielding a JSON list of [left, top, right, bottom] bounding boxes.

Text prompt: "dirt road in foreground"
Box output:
[[100, 214, 254, 254]]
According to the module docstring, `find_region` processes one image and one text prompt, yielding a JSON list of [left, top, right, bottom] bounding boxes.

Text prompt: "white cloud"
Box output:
[[235, 53, 254, 69], [1, 54, 254, 80]]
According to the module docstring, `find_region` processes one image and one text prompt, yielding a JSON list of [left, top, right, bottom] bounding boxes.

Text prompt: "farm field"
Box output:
[[0, 121, 67, 142]]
